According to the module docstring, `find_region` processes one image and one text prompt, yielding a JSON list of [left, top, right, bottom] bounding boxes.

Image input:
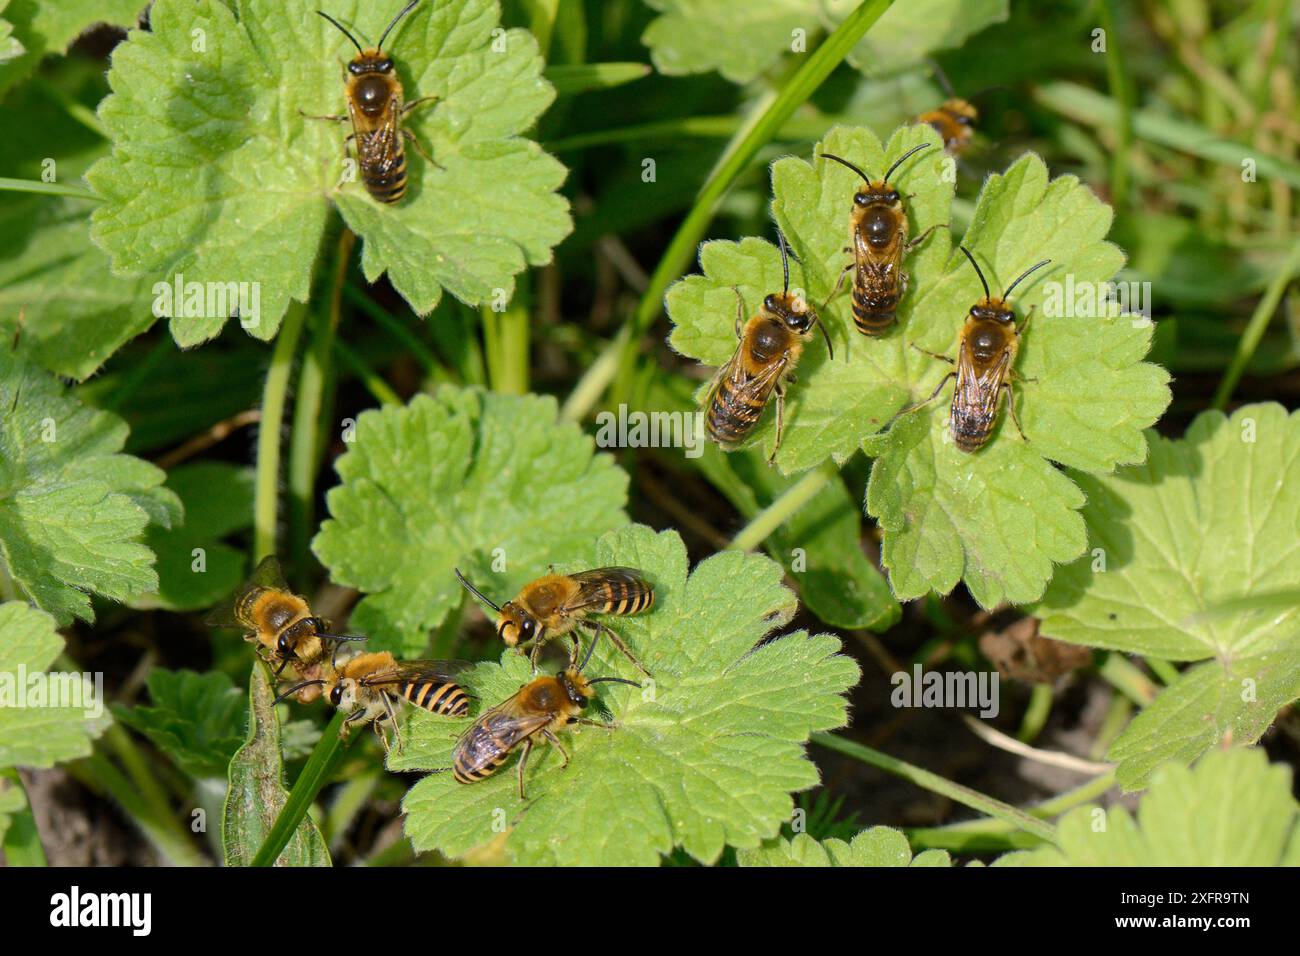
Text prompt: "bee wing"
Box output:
[[727, 351, 789, 409], [954, 339, 1009, 421], [351, 97, 402, 174], [356, 659, 472, 689], [453, 690, 551, 769], [562, 568, 652, 613], [203, 555, 286, 628]]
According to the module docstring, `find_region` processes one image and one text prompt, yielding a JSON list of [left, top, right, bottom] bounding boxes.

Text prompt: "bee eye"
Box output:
[[853, 193, 869, 206], [763, 294, 778, 312], [329, 685, 343, 706], [277, 634, 293, 656], [521, 619, 535, 638]]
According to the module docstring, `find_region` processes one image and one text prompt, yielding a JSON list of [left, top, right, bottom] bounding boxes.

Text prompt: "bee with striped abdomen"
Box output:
[[307, 1, 438, 204], [451, 641, 639, 799], [915, 63, 979, 157], [894, 246, 1051, 452], [456, 566, 655, 677], [276, 652, 470, 754], [820, 142, 940, 336], [205, 556, 366, 702], [704, 230, 833, 462]]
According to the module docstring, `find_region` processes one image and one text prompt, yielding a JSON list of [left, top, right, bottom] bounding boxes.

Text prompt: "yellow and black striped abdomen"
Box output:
[[452, 722, 516, 784], [593, 573, 654, 616], [361, 143, 407, 204], [706, 373, 766, 448], [401, 679, 469, 717], [851, 262, 902, 335]]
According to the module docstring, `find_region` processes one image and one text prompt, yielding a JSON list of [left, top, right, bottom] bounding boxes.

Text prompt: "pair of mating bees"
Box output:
[[211, 559, 654, 798], [305, 1, 436, 204]]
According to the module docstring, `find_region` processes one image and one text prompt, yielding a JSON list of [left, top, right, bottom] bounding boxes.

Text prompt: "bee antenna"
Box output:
[[587, 677, 642, 688], [818, 152, 873, 185], [454, 568, 501, 613], [274, 680, 325, 705], [316, 10, 364, 56], [377, 0, 419, 53], [883, 142, 931, 184], [776, 228, 792, 295], [1003, 259, 1052, 300], [928, 58, 956, 98], [958, 245, 991, 301], [812, 311, 834, 361], [575, 633, 599, 673]]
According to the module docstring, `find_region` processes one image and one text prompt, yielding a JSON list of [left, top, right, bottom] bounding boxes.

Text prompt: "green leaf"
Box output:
[[313, 387, 628, 656], [998, 748, 1298, 866], [0, 601, 109, 768], [222, 663, 330, 866], [0, 0, 145, 94], [0, 771, 27, 848], [394, 524, 859, 866], [738, 826, 951, 866], [88, 0, 571, 347], [0, 196, 158, 381], [131, 463, 253, 612], [670, 128, 1167, 606], [1035, 404, 1300, 790], [0, 340, 175, 624], [825, 0, 1008, 76], [640, 0, 1006, 84], [115, 668, 247, 778], [0, 2, 24, 67], [543, 62, 650, 95]]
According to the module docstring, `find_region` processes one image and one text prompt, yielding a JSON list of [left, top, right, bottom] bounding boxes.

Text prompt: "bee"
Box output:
[[914, 62, 979, 157], [820, 142, 941, 336], [308, 1, 438, 204], [451, 641, 639, 799], [276, 652, 470, 754], [704, 230, 833, 462], [205, 556, 366, 701], [896, 246, 1051, 452], [455, 566, 654, 678]]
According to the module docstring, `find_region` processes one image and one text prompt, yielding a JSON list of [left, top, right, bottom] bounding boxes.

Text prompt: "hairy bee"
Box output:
[[455, 566, 654, 677], [705, 230, 833, 462], [896, 246, 1051, 452], [915, 62, 979, 156], [820, 142, 940, 336], [205, 556, 366, 701], [308, 1, 438, 204], [451, 641, 639, 799], [277, 652, 470, 754]]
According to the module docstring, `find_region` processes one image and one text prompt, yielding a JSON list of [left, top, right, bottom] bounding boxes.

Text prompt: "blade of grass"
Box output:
[[332, 338, 402, 406], [343, 284, 449, 383], [1098, 0, 1134, 211], [250, 709, 349, 867], [810, 731, 1058, 843], [728, 458, 841, 551], [545, 62, 650, 95], [0, 176, 99, 201], [253, 300, 308, 563], [1211, 236, 1300, 408], [560, 0, 897, 424]]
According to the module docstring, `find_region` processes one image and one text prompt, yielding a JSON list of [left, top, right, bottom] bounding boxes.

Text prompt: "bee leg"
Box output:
[[527, 639, 543, 674], [583, 619, 652, 678], [731, 286, 745, 339], [910, 343, 955, 365], [884, 371, 955, 432], [382, 692, 403, 755], [298, 109, 347, 123], [768, 383, 786, 465], [402, 94, 440, 115], [516, 737, 534, 800], [402, 129, 445, 171], [1003, 382, 1029, 443], [904, 223, 948, 251], [541, 729, 571, 770], [340, 708, 367, 740]]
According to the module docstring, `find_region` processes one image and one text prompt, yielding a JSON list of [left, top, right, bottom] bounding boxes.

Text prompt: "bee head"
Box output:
[[558, 668, 594, 708], [765, 292, 814, 333], [328, 677, 357, 710], [945, 99, 978, 125], [275, 630, 301, 662], [970, 300, 1014, 325], [348, 53, 394, 76], [855, 184, 901, 208], [497, 603, 538, 648]]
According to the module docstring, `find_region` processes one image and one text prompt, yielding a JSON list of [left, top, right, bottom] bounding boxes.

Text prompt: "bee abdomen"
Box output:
[[600, 577, 654, 616], [363, 150, 407, 204], [706, 379, 764, 447], [453, 747, 511, 784], [950, 411, 994, 452], [852, 284, 899, 334], [402, 679, 470, 717]]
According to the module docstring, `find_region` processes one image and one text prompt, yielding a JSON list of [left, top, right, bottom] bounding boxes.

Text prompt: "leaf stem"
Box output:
[[1211, 236, 1300, 409], [1016, 683, 1054, 743], [343, 284, 449, 383], [560, 0, 897, 422], [811, 732, 1058, 843], [1098, 0, 1134, 211], [253, 302, 309, 563], [289, 226, 355, 576], [1098, 652, 1158, 706], [728, 459, 840, 551], [0, 177, 99, 201], [250, 710, 349, 867], [332, 339, 402, 406]]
